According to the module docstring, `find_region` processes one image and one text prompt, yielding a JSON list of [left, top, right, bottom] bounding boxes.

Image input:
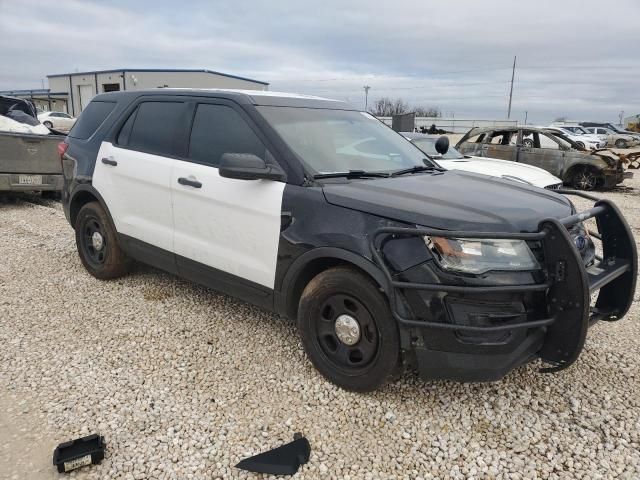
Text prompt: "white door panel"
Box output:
[[172, 160, 284, 289], [93, 142, 174, 252], [78, 84, 94, 112]]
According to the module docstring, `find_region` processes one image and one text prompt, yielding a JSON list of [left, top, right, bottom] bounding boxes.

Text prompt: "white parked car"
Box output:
[[583, 127, 639, 149], [544, 126, 604, 150], [403, 133, 563, 189], [37, 111, 76, 132]]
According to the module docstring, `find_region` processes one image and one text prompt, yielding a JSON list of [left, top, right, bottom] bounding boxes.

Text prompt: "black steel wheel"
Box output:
[[75, 201, 131, 279], [315, 293, 379, 371], [572, 167, 599, 191], [297, 266, 400, 392]]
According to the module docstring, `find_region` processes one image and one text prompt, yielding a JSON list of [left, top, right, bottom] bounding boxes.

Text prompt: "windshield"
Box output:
[[257, 106, 432, 174], [411, 138, 464, 159]]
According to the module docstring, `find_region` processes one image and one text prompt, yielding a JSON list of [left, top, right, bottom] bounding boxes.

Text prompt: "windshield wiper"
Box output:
[[313, 169, 390, 180], [390, 164, 444, 177]]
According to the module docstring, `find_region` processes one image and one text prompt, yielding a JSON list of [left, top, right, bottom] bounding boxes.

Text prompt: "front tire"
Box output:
[[615, 139, 627, 149], [297, 267, 400, 392], [75, 201, 131, 279], [571, 167, 600, 191]]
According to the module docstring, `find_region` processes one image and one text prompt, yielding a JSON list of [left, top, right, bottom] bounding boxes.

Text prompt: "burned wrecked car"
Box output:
[[456, 126, 629, 190]]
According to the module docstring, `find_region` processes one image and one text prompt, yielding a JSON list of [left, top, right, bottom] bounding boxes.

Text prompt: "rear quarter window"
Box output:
[[118, 101, 184, 157], [68, 101, 116, 140]]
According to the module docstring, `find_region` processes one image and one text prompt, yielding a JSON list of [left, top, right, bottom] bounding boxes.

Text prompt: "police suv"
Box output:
[[60, 89, 637, 391]]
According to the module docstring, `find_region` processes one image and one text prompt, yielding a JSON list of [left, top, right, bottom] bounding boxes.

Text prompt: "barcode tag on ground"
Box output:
[[63, 454, 92, 471]]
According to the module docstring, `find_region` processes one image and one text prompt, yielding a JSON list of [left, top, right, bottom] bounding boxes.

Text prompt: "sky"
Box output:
[[1, 0, 639, 124]]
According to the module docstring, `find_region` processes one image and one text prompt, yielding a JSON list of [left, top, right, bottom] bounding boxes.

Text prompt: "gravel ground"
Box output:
[[1, 173, 639, 479]]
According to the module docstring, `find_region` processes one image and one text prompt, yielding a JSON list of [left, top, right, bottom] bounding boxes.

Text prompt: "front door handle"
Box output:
[[101, 157, 117, 166], [178, 177, 202, 188]]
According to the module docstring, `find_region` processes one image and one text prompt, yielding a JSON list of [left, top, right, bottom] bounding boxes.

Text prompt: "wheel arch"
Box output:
[[276, 247, 389, 321], [69, 185, 116, 229]]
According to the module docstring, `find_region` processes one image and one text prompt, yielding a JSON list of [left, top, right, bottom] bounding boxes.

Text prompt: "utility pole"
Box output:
[[507, 56, 516, 119], [524, 111, 528, 125], [619, 110, 625, 127], [363, 85, 371, 111]]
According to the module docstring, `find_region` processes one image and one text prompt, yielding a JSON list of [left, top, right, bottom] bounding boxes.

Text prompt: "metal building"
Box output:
[[0, 88, 70, 113], [47, 68, 269, 117], [1, 68, 269, 116]]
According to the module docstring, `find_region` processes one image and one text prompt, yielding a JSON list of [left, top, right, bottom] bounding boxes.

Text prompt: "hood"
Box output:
[[322, 170, 572, 232], [439, 156, 562, 188]]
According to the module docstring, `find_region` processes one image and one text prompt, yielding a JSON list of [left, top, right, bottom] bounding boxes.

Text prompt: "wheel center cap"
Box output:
[[91, 231, 104, 251], [334, 314, 361, 346]]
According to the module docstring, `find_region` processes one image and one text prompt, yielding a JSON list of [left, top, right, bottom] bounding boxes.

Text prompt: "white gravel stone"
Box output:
[[1, 181, 640, 479]]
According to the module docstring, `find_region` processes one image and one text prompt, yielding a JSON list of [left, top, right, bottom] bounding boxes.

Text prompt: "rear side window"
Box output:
[[188, 104, 266, 166], [116, 108, 138, 145], [68, 101, 116, 140], [120, 102, 184, 156]]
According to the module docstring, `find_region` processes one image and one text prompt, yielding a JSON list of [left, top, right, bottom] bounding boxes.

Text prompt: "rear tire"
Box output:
[[75, 201, 131, 279], [43, 121, 53, 129], [615, 139, 627, 149], [297, 266, 400, 392]]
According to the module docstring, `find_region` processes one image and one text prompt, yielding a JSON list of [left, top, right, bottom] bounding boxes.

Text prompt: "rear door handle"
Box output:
[[101, 157, 117, 166], [178, 177, 202, 188]]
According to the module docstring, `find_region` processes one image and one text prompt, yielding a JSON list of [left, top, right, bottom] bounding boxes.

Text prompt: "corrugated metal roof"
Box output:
[[46, 68, 268, 85]]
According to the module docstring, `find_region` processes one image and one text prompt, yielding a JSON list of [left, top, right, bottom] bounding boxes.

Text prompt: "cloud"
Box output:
[[1, 0, 638, 122]]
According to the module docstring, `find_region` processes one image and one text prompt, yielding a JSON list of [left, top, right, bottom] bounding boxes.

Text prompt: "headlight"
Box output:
[[424, 237, 540, 274], [569, 223, 596, 267]]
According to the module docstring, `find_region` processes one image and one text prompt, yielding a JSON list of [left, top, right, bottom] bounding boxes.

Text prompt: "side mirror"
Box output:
[[435, 136, 450, 155], [219, 153, 286, 181]]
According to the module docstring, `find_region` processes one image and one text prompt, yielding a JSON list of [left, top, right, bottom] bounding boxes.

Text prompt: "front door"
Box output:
[[483, 130, 518, 162], [171, 101, 285, 302]]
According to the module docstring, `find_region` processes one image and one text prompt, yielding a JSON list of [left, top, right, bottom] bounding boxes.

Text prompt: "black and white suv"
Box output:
[[61, 89, 637, 391]]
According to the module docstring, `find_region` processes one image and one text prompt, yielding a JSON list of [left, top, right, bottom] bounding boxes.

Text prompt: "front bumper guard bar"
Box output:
[[370, 190, 637, 372]]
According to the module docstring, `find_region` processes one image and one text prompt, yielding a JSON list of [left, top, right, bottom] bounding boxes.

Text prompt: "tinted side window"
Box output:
[[68, 101, 116, 139], [127, 102, 184, 156], [116, 108, 138, 146], [188, 104, 266, 166]]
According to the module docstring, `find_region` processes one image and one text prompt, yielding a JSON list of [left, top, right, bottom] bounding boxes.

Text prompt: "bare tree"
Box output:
[[370, 97, 401, 116], [370, 97, 440, 117], [413, 106, 441, 117]]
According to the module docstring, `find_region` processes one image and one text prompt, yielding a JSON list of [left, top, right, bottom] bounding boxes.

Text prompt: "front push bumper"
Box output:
[[370, 190, 637, 381]]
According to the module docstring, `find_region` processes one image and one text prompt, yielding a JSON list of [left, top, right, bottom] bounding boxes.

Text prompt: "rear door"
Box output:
[[93, 99, 189, 269], [58, 112, 76, 130], [171, 100, 285, 302]]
